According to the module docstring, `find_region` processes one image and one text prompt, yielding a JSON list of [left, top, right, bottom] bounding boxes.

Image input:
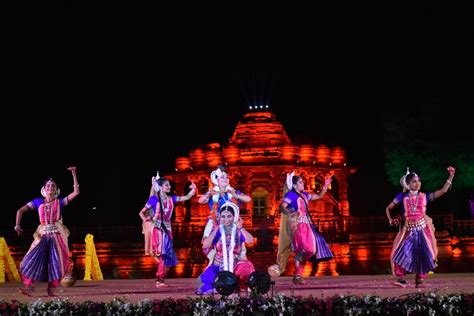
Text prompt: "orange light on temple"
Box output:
[[190, 148, 207, 167], [303, 264, 313, 277], [174, 263, 185, 277], [316, 145, 330, 164], [206, 143, 223, 168], [299, 145, 315, 163], [451, 236, 460, 245], [452, 248, 462, 257], [331, 146, 346, 164], [281, 145, 298, 162], [339, 257, 350, 265], [316, 261, 339, 277], [175, 157, 191, 171], [341, 200, 349, 211], [272, 236, 279, 246], [223, 144, 240, 164], [353, 249, 369, 260]]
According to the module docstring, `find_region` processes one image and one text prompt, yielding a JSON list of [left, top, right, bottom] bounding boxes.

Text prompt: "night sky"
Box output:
[[3, 13, 473, 231]]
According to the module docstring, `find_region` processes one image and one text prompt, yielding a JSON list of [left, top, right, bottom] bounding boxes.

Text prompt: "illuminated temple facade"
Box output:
[[166, 111, 356, 276], [170, 111, 355, 222]]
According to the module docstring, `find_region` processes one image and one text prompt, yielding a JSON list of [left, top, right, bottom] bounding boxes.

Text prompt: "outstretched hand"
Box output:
[[189, 182, 196, 190], [447, 166, 456, 176], [67, 166, 77, 174], [324, 173, 333, 187]]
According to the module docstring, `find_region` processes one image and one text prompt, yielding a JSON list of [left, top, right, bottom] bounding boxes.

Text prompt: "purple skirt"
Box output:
[[20, 234, 68, 282], [392, 229, 436, 274]]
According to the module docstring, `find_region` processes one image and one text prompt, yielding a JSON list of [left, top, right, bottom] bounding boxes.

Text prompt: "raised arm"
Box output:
[[178, 182, 196, 202], [198, 187, 251, 204], [202, 226, 218, 249], [432, 166, 456, 200], [66, 166, 80, 202], [237, 217, 253, 243], [229, 189, 251, 203], [14, 204, 31, 235], [198, 188, 215, 204]]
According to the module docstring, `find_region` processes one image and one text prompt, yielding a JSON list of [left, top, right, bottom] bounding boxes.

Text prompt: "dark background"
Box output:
[[3, 10, 472, 231]]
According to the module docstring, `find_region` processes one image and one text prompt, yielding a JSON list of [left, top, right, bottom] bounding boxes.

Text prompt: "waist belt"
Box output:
[[405, 218, 427, 231]]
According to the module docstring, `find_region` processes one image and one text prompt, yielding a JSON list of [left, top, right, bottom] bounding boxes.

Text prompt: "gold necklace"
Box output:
[[43, 199, 55, 223], [160, 194, 169, 214], [408, 194, 420, 214]]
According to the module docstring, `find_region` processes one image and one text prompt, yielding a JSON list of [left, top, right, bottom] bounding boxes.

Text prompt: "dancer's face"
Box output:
[[160, 181, 171, 193], [217, 172, 229, 188], [220, 210, 234, 226], [45, 181, 58, 195], [294, 179, 304, 192], [408, 177, 421, 191]]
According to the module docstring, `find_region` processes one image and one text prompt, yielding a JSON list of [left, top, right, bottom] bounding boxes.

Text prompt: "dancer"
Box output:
[[198, 165, 250, 258], [268, 172, 334, 284], [139, 172, 196, 287], [386, 166, 455, 288], [196, 201, 255, 295], [15, 166, 79, 296]]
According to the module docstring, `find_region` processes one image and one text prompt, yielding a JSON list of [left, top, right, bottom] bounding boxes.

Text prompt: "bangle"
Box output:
[[446, 180, 452, 185], [73, 184, 80, 188], [14, 225, 21, 230]]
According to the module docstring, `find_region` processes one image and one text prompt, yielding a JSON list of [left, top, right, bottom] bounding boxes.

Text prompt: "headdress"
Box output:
[[152, 171, 160, 192], [210, 167, 224, 185], [210, 167, 233, 202], [399, 167, 410, 191], [400, 167, 419, 192], [286, 171, 295, 191]]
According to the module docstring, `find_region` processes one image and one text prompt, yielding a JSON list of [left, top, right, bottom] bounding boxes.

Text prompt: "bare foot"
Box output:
[[18, 287, 34, 297]]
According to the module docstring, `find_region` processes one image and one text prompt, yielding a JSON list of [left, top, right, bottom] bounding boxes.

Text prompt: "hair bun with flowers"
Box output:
[[286, 171, 295, 191], [210, 167, 224, 186], [400, 167, 412, 192], [152, 171, 160, 192]]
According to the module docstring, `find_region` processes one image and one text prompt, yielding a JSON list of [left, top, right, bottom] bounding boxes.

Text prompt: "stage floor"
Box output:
[[1, 273, 473, 303]]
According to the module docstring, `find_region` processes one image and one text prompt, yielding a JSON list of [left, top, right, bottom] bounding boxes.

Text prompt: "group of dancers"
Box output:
[[14, 164, 455, 296]]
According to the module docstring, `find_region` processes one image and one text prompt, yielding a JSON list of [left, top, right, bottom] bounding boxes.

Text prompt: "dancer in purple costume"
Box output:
[[386, 166, 455, 288], [269, 171, 334, 285], [139, 172, 196, 287], [196, 201, 255, 295], [15, 166, 79, 297]]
